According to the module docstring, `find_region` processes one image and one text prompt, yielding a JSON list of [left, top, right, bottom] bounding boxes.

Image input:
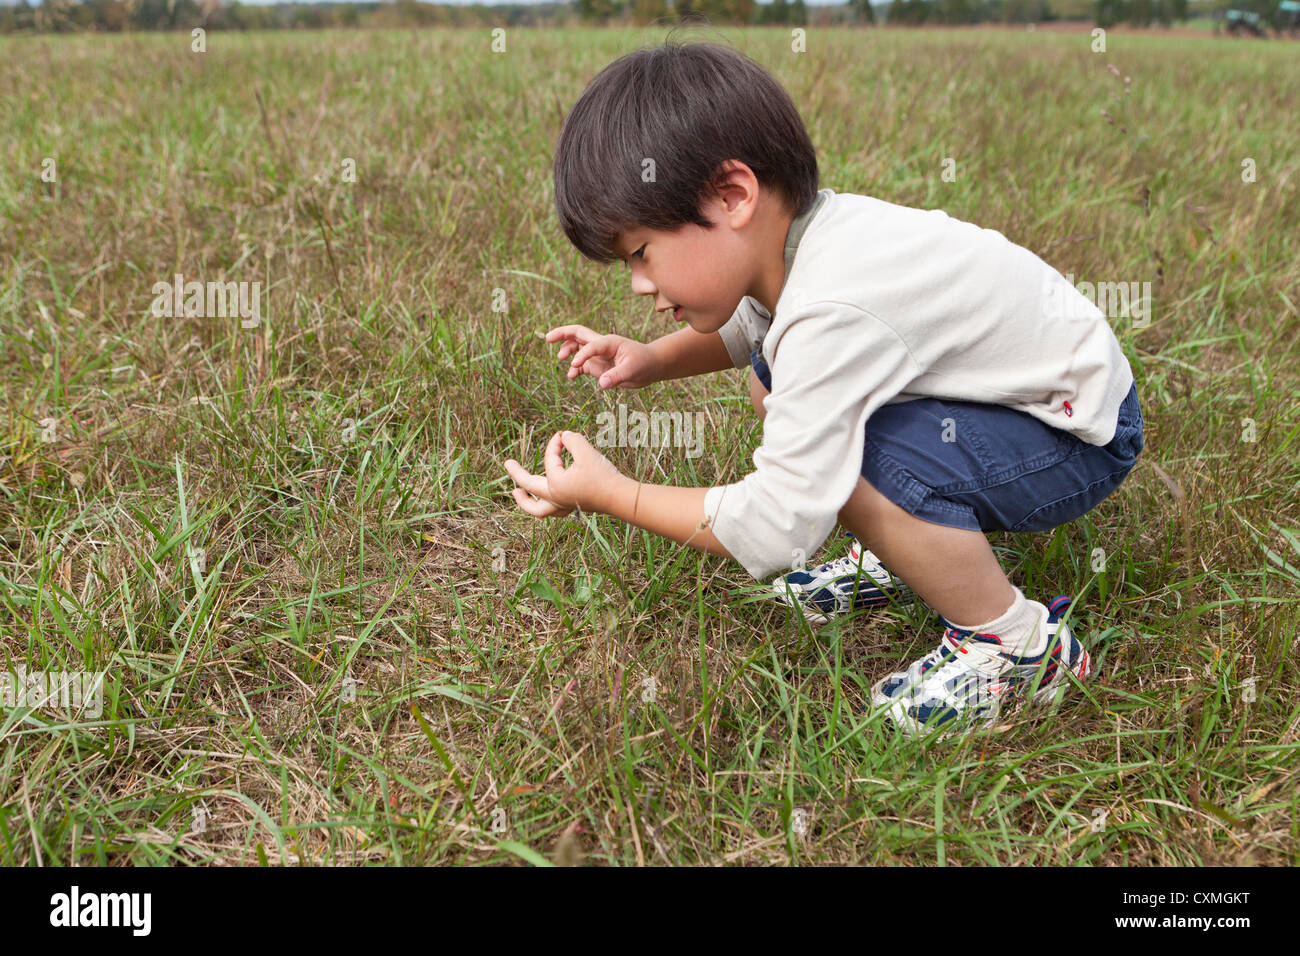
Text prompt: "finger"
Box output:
[[512, 487, 566, 518], [597, 363, 625, 389], [555, 335, 592, 362], [570, 357, 612, 380], [567, 338, 607, 371], [546, 325, 595, 344], [504, 459, 552, 500], [560, 430, 593, 456], [512, 486, 558, 517], [545, 430, 567, 475]]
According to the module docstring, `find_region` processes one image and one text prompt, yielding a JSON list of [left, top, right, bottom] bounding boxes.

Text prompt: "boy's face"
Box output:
[[614, 183, 777, 335]]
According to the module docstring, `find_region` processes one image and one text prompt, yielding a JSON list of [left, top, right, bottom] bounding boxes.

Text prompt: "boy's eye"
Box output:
[[620, 243, 645, 270]]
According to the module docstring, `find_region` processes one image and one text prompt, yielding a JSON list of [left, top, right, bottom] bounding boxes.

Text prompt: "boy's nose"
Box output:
[[629, 270, 656, 298]]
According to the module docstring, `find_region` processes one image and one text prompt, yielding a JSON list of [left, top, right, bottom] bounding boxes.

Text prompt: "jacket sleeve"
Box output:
[[703, 301, 921, 580], [715, 296, 773, 369]]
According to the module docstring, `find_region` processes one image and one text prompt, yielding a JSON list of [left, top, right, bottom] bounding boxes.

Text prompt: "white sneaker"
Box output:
[[770, 536, 915, 625], [871, 595, 1092, 739]]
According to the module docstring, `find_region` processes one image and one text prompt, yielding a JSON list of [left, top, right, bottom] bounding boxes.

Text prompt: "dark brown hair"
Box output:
[[552, 38, 819, 265]]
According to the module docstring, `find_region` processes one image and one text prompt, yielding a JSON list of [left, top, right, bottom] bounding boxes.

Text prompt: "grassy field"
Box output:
[[1, 25, 1298, 866]]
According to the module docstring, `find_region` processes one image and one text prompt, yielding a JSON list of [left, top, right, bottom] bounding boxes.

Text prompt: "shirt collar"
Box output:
[[783, 188, 832, 281]]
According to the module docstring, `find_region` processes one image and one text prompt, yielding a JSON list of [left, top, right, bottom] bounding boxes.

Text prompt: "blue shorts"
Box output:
[[750, 348, 1144, 534]]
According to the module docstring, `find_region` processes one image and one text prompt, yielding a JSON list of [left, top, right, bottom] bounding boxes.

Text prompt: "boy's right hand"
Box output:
[[546, 325, 661, 390]]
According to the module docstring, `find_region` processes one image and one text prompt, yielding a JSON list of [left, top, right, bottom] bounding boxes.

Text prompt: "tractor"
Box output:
[[1221, 7, 1268, 35]]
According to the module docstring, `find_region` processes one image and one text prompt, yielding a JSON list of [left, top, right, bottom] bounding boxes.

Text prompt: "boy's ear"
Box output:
[[710, 160, 761, 224]]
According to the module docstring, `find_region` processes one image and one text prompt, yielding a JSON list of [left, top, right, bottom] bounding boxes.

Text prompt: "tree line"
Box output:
[[0, 0, 1253, 35]]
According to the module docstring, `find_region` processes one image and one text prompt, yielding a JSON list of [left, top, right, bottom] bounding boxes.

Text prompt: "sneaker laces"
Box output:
[[817, 555, 861, 578], [811, 537, 864, 576], [898, 627, 1006, 696]]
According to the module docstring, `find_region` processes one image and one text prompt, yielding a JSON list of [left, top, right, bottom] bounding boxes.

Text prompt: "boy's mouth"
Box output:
[[673, 306, 683, 322]]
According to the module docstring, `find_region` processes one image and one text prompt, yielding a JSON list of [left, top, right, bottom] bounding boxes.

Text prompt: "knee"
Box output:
[[748, 367, 769, 422]]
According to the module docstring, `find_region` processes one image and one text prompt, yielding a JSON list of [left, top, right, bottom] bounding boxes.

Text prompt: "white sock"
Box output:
[[949, 586, 1047, 658]]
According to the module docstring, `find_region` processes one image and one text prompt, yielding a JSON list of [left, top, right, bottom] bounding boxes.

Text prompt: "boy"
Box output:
[[503, 40, 1145, 738]]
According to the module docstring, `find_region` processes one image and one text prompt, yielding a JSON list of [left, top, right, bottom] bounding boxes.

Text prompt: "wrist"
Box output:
[[644, 337, 671, 384], [595, 473, 639, 518]]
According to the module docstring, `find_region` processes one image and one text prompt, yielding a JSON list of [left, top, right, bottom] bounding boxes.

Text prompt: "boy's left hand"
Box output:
[[504, 430, 626, 518]]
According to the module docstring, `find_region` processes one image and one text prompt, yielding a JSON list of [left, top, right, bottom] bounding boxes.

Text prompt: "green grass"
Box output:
[[1, 25, 1298, 866]]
